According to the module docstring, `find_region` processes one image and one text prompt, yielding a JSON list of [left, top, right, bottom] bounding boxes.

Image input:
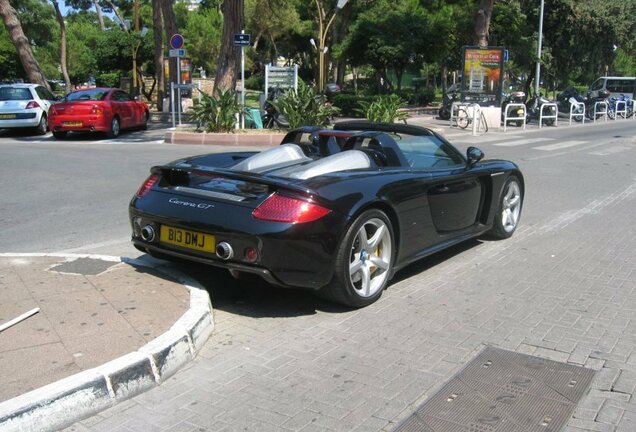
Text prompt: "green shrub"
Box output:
[[244, 74, 264, 91], [332, 93, 379, 117], [396, 88, 436, 106], [272, 81, 340, 129], [357, 94, 409, 123], [96, 73, 120, 88], [189, 89, 242, 133]]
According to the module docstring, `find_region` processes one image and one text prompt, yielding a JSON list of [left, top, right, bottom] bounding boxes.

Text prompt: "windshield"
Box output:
[[0, 87, 32, 101], [65, 89, 107, 101]]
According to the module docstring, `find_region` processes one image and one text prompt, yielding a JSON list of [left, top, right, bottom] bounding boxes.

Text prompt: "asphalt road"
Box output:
[[2, 116, 636, 432]]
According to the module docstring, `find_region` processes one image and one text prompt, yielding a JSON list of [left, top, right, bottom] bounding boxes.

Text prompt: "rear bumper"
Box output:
[[129, 205, 345, 291], [49, 115, 110, 132], [0, 113, 40, 128]]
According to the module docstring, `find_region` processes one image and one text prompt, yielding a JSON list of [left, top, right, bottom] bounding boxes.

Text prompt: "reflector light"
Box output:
[[252, 194, 331, 223], [244, 247, 258, 263], [90, 104, 104, 115], [25, 101, 40, 109], [136, 174, 159, 197]]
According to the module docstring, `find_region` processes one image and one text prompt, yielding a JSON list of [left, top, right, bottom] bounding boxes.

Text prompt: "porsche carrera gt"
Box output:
[[129, 121, 524, 307]]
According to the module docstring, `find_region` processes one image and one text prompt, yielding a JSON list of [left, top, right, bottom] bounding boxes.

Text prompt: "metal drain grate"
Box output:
[[49, 257, 118, 276], [394, 346, 595, 432]]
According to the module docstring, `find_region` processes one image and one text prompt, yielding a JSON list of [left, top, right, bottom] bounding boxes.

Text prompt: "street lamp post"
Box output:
[[534, 0, 544, 96], [314, 0, 348, 92]]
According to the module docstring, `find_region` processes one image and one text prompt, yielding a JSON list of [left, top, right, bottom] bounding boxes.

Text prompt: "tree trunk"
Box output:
[[0, 0, 50, 90], [152, 0, 164, 110], [214, 0, 243, 94], [473, 0, 494, 47], [160, 0, 178, 88], [52, 0, 71, 90], [94, 0, 105, 31], [333, 1, 351, 86]]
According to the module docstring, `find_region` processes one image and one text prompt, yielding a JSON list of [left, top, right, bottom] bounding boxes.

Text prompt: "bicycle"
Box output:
[[456, 107, 488, 132]]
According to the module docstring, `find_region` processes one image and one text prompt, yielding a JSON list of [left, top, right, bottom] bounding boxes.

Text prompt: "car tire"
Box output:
[[489, 175, 523, 239], [107, 116, 120, 138], [52, 130, 67, 139], [319, 209, 394, 308], [35, 114, 47, 135]]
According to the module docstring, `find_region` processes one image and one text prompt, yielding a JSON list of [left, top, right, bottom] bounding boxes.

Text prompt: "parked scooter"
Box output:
[[501, 91, 526, 126], [584, 88, 611, 120], [526, 93, 556, 126], [438, 84, 460, 120], [555, 87, 585, 122], [262, 87, 289, 129]]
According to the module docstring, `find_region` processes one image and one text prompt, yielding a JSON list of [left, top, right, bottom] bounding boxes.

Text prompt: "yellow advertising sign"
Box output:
[[461, 46, 505, 105]]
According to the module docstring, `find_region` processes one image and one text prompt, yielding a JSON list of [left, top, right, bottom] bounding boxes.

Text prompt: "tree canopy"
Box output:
[[1, 0, 634, 98]]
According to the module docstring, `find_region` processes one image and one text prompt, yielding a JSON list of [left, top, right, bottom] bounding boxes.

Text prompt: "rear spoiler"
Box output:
[[150, 165, 318, 197]]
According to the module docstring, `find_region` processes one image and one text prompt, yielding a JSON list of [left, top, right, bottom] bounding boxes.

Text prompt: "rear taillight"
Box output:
[[252, 193, 331, 223], [90, 104, 104, 115], [25, 101, 40, 109], [136, 174, 159, 197]]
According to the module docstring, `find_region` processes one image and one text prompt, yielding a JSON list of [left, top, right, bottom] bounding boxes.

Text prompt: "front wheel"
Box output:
[[456, 108, 469, 129], [319, 209, 394, 308], [489, 175, 523, 239]]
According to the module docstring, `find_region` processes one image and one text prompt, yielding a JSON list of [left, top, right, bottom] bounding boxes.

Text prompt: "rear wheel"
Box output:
[[319, 209, 394, 308], [52, 130, 67, 139], [489, 175, 523, 239], [141, 111, 149, 130], [106, 116, 120, 138], [35, 114, 47, 135]]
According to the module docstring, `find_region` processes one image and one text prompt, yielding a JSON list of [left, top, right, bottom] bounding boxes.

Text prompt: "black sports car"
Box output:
[[130, 121, 523, 307]]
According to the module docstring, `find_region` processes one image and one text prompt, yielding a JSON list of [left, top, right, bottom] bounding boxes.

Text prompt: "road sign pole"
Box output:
[[177, 55, 182, 126], [241, 30, 245, 129]]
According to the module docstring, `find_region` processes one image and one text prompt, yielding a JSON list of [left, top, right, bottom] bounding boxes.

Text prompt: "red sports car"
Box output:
[[49, 87, 149, 139]]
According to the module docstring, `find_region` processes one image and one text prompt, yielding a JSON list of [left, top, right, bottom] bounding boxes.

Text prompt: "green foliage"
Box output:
[[396, 88, 435, 106], [182, 7, 222, 74], [332, 93, 377, 117], [189, 89, 242, 133], [612, 48, 636, 76], [244, 74, 264, 91], [271, 81, 340, 129], [96, 72, 120, 88], [357, 94, 409, 123]]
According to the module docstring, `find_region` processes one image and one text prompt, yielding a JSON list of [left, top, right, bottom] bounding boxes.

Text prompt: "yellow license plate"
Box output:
[[63, 121, 83, 127], [0, 114, 16, 119], [160, 225, 215, 253]]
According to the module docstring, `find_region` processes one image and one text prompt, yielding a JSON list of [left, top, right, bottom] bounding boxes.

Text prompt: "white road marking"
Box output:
[[54, 237, 132, 254], [493, 137, 554, 147], [533, 140, 587, 151], [589, 146, 632, 156]]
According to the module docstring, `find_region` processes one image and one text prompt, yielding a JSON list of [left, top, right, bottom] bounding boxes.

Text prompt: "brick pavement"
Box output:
[[65, 134, 636, 432]]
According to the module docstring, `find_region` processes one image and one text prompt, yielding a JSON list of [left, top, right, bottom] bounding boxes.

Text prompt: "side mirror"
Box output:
[[466, 146, 484, 167]]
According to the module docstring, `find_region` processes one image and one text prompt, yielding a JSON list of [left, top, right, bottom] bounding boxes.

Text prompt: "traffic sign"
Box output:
[[233, 33, 251, 46], [170, 34, 184, 50], [169, 49, 185, 57]]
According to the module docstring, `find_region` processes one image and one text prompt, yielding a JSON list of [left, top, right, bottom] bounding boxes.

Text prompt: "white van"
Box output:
[[589, 76, 636, 99]]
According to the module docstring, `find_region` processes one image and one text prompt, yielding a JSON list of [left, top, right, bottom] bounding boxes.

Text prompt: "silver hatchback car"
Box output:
[[0, 83, 57, 135]]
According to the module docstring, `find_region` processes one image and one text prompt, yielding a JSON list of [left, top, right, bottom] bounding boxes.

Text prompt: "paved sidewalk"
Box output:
[[0, 254, 214, 432]]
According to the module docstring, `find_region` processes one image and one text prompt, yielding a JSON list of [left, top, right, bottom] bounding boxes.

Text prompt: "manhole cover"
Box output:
[[394, 346, 595, 432], [49, 257, 118, 276]]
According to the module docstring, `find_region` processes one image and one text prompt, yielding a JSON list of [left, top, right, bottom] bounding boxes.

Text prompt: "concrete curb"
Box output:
[[0, 253, 214, 432]]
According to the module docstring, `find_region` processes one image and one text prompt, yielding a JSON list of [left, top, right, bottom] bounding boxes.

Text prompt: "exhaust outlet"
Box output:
[[216, 242, 233, 260], [141, 225, 156, 242]]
